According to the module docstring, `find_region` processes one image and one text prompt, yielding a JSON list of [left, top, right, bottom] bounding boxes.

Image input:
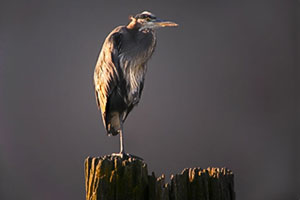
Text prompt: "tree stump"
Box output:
[[84, 155, 235, 200]]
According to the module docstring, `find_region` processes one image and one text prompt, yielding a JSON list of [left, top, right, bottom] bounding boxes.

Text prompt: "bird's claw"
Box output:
[[111, 152, 143, 160]]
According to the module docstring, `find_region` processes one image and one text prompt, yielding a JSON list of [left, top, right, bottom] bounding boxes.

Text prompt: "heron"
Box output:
[[94, 11, 178, 157]]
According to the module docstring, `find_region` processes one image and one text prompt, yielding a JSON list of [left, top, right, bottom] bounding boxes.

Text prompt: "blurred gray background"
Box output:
[[0, 0, 299, 199]]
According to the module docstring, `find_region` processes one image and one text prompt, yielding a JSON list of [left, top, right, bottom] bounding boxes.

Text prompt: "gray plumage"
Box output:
[[93, 11, 177, 155]]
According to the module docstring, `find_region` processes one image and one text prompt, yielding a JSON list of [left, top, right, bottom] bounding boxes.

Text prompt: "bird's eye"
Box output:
[[146, 17, 151, 21]]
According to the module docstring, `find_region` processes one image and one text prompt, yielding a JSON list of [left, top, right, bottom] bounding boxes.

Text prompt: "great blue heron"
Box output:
[[94, 11, 178, 157]]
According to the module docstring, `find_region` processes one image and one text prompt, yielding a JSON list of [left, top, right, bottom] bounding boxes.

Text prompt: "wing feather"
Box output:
[[94, 27, 123, 128]]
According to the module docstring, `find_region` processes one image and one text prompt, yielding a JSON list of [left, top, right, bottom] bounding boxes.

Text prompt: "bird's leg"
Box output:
[[110, 129, 143, 160], [119, 129, 125, 154], [111, 128, 126, 158]]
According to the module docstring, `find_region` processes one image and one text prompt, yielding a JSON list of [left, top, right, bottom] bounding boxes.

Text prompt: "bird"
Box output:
[[94, 11, 178, 158]]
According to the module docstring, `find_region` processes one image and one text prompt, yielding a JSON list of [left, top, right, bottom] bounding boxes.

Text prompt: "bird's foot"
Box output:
[[111, 152, 143, 160]]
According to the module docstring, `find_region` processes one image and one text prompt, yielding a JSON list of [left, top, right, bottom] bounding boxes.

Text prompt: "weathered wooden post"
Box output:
[[84, 155, 235, 200]]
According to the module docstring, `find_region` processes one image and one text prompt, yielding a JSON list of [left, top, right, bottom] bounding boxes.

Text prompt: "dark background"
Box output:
[[0, 1, 299, 199]]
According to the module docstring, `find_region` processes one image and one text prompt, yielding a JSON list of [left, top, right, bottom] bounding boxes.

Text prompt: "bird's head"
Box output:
[[127, 11, 178, 31]]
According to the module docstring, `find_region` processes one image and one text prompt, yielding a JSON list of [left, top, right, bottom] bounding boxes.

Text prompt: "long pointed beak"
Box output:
[[153, 19, 178, 27]]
